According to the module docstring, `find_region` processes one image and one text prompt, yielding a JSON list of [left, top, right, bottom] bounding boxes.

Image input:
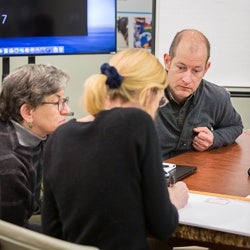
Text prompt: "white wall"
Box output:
[[231, 97, 250, 130]]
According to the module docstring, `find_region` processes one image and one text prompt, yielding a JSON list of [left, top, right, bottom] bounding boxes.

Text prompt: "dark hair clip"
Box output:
[[100, 63, 123, 89]]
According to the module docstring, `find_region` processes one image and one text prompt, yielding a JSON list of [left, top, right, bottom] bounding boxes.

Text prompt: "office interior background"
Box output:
[[1, 0, 250, 129]]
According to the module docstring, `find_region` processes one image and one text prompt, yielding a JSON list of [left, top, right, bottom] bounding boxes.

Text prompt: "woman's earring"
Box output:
[[28, 123, 33, 129]]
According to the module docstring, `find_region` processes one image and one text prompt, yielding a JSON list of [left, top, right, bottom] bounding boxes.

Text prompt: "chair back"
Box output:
[[0, 219, 99, 250]]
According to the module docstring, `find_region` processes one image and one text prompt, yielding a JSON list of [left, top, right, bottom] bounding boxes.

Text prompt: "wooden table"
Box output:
[[166, 131, 250, 249], [167, 130, 250, 197]]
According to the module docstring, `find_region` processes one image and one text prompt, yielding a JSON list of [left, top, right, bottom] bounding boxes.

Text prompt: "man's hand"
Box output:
[[193, 127, 214, 151]]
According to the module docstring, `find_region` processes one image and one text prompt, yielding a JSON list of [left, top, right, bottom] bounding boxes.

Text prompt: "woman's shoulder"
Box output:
[[51, 118, 78, 135], [107, 107, 153, 124], [106, 108, 156, 135], [113, 107, 151, 117]]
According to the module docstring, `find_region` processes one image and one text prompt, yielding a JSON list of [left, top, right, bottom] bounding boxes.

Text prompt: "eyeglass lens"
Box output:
[[59, 97, 69, 111]]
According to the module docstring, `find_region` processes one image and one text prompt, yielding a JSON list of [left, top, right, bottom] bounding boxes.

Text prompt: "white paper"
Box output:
[[179, 192, 250, 237]]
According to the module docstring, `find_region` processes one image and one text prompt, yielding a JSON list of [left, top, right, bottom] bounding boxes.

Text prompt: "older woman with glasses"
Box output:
[[0, 63, 71, 231]]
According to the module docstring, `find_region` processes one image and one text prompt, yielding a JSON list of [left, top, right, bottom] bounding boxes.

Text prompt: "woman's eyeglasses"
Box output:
[[159, 96, 168, 108], [41, 97, 69, 112]]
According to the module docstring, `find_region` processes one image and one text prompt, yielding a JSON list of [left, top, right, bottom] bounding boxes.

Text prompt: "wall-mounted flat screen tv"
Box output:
[[0, 0, 116, 57]]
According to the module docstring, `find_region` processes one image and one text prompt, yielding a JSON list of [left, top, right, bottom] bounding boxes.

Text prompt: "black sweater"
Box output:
[[42, 108, 178, 250]]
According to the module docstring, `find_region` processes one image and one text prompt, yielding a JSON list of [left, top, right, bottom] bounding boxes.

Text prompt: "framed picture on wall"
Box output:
[[117, 15, 152, 51], [117, 0, 153, 51]]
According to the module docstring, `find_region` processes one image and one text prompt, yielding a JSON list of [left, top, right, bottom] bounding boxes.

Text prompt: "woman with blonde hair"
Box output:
[[83, 48, 167, 118], [42, 48, 188, 250]]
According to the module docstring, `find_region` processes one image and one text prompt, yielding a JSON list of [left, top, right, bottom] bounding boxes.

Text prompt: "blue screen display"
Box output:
[[0, 0, 116, 56]]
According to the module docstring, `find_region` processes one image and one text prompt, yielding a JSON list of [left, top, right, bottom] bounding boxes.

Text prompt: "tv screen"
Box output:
[[0, 0, 116, 56]]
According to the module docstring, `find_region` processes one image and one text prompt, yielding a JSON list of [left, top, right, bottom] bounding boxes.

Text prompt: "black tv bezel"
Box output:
[[0, 0, 117, 57]]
